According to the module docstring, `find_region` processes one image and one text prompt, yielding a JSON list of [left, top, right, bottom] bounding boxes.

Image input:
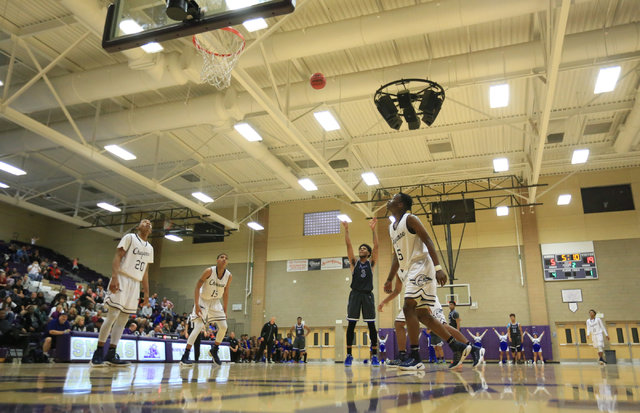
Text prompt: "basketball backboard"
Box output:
[[102, 0, 296, 53]]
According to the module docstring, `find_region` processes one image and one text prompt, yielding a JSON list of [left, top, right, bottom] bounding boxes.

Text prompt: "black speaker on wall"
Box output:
[[192, 222, 225, 243]]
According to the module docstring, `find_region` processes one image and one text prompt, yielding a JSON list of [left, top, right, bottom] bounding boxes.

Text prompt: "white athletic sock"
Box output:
[[215, 320, 227, 344], [109, 312, 130, 347], [187, 319, 205, 346]]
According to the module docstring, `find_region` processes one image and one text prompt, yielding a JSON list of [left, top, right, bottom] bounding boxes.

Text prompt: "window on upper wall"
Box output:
[[303, 210, 340, 236]]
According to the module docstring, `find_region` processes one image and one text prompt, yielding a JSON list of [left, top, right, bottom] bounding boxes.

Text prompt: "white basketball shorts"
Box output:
[[104, 275, 140, 314], [190, 297, 226, 324], [403, 261, 437, 309], [592, 333, 605, 351]]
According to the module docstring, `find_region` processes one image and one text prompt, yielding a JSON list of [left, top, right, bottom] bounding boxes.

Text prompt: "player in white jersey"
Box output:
[[91, 219, 154, 367], [380, 268, 476, 369], [586, 309, 609, 364], [385, 193, 472, 370], [180, 253, 232, 367]]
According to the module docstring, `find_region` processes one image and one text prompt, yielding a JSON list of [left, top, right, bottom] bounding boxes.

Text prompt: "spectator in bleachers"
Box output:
[[73, 285, 83, 301], [85, 317, 103, 333], [139, 302, 152, 319], [24, 292, 38, 308], [152, 323, 164, 337], [47, 261, 61, 281], [77, 288, 95, 309], [72, 258, 79, 274], [49, 304, 64, 319], [16, 246, 28, 264], [72, 315, 87, 332], [94, 286, 105, 304], [149, 293, 158, 310], [123, 321, 138, 335], [35, 292, 46, 307], [30, 236, 39, 245], [27, 261, 41, 281], [19, 305, 44, 333], [0, 270, 9, 290], [50, 288, 67, 307], [43, 312, 70, 357], [176, 320, 186, 336], [39, 263, 48, 280], [0, 297, 17, 323]]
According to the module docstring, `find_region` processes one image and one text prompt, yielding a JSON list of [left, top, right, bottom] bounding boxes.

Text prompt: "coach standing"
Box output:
[[256, 317, 278, 363]]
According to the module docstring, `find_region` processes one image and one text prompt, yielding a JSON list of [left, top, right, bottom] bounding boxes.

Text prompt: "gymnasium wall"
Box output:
[[0, 201, 115, 274]]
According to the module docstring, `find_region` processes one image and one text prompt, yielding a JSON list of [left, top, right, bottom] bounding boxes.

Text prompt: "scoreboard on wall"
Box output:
[[541, 241, 598, 281]]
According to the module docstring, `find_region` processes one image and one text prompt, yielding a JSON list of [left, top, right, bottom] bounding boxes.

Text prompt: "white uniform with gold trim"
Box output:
[[587, 317, 608, 351], [190, 266, 231, 324], [389, 213, 437, 309], [105, 233, 154, 314]]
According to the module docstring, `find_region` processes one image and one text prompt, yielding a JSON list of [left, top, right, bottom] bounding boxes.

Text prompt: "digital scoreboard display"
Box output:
[[542, 252, 598, 281]]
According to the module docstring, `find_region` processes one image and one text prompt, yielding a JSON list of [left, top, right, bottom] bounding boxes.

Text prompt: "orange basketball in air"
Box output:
[[310, 72, 326, 90]]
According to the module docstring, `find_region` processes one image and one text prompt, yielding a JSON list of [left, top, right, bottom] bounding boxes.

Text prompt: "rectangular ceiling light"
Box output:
[[0, 160, 26, 176], [226, 0, 258, 10], [234, 122, 262, 142], [141, 42, 163, 53], [314, 111, 341, 131], [571, 149, 589, 164], [97, 202, 121, 212], [119, 19, 143, 35], [557, 194, 572, 205], [496, 206, 509, 216], [243, 18, 268, 32], [104, 144, 136, 160], [336, 214, 352, 223], [164, 234, 183, 242], [192, 192, 214, 203], [489, 84, 509, 108], [594, 66, 621, 94], [493, 157, 509, 172], [361, 172, 379, 186], [247, 222, 264, 230], [298, 178, 318, 191], [0, 182, 9, 188]]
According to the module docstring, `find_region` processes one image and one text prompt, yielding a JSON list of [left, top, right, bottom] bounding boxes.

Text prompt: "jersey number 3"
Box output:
[[135, 260, 146, 272]]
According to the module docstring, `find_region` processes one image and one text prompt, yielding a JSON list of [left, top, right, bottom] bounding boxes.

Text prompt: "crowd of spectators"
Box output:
[[1, 242, 299, 364]]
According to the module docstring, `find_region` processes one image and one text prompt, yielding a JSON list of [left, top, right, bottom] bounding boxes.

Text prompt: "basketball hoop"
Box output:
[[193, 27, 245, 90]]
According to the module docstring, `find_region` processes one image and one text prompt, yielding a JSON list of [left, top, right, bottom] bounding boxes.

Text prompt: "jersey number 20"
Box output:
[[135, 260, 146, 272]]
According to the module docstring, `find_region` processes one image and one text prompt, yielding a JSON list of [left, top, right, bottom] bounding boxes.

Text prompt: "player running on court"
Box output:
[[180, 253, 231, 367], [385, 193, 472, 370], [91, 219, 153, 367], [289, 316, 310, 363], [343, 218, 380, 366]]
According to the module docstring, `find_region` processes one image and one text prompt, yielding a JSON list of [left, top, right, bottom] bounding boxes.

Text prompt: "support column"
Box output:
[[375, 215, 395, 327], [521, 208, 549, 325], [250, 207, 269, 335]]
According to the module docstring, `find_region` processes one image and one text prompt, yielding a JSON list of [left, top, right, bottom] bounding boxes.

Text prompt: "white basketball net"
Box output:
[[193, 27, 245, 90]]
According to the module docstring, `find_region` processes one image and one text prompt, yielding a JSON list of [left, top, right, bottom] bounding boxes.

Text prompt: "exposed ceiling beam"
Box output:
[[231, 67, 372, 217], [0, 106, 239, 229], [529, 0, 571, 202], [0, 193, 120, 238]]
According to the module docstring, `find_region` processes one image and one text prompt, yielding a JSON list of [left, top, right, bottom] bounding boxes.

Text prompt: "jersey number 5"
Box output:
[[396, 249, 404, 261], [135, 260, 146, 272]]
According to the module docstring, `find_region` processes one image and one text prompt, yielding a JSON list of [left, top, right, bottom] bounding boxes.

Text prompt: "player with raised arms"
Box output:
[[91, 219, 153, 367], [343, 218, 380, 367], [180, 253, 231, 367], [385, 193, 473, 370]]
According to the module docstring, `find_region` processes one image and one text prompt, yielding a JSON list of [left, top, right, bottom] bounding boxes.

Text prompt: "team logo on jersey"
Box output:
[[412, 274, 431, 287]]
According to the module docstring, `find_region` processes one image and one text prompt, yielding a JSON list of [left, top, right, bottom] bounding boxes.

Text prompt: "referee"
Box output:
[[342, 218, 379, 367]]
